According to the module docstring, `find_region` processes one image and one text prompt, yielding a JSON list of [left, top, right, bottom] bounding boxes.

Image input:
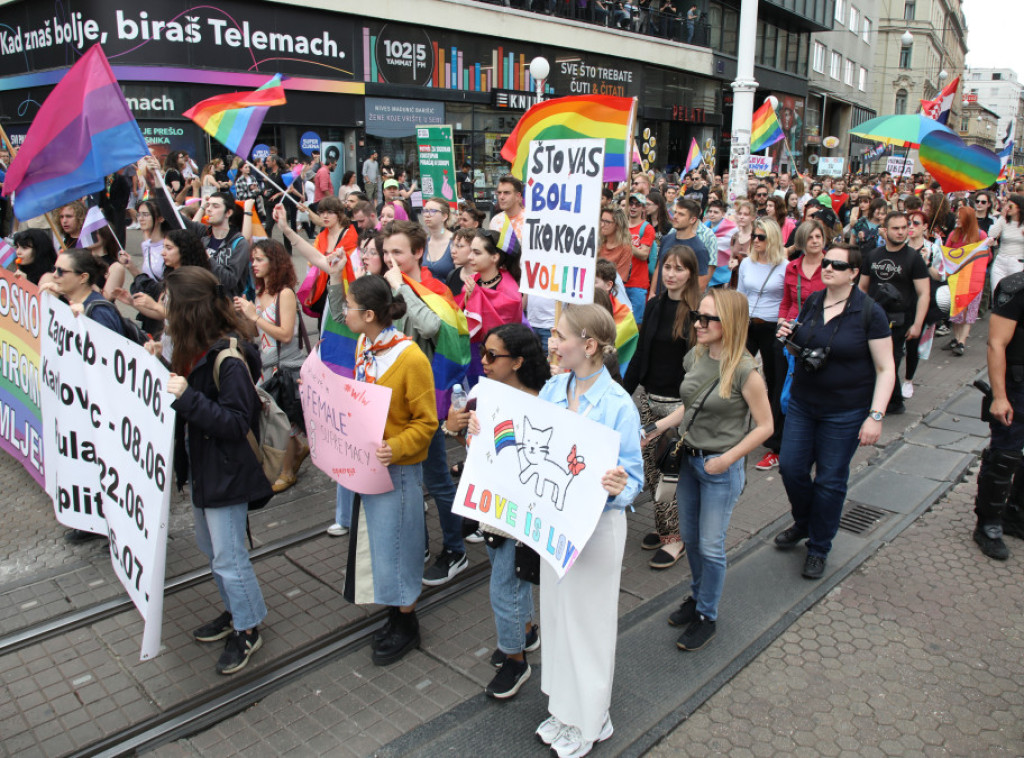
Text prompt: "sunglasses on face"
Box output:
[[689, 311, 721, 328], [821, 258, 854, 271], [751, 233, 768, 241], [480, 347, 512, 363], [52, 266, 79, 278], [755, 193, 767, 198]]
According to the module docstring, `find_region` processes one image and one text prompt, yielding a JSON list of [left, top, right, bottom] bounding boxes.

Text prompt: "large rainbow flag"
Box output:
[[750, 100, 785, 153], [2, 45, 150, 221], [941, 240, 991, 317], [183, 74, 287, 159], [500, 95, 637, 183], [611, 293, 639, 372], [319, 271, 470, 415]]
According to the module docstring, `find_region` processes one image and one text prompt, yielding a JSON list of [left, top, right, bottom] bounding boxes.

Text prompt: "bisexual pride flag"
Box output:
[[2, 45, 150, 222]]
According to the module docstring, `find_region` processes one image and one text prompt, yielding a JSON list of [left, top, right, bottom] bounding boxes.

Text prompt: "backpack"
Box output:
[[84, 299, 149, 346], [212, 337, 291, 489]]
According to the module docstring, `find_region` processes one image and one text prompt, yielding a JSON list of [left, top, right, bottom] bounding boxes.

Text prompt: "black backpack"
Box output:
[[84, 299, 149, 346]]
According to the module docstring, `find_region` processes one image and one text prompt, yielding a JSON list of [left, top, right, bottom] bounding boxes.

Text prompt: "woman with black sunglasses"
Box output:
[[774, 243, 895, 580]]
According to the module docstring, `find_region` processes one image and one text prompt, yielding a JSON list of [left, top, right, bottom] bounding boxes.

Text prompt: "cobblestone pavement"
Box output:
[[649, 465, 1024, 758]]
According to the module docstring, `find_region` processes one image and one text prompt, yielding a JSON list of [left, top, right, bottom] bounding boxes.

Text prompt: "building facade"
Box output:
[[964, 68, 1024, 167], [0, 0, 833, 201], [957, 102, 999, 151], [806, 0, 879, 174], [871, 0, 967, 126]]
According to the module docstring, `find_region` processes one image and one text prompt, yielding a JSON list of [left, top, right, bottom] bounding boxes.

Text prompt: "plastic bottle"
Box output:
[[451, 383, 468, 411]]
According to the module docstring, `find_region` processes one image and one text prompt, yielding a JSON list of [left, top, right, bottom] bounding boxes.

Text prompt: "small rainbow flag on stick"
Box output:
[[183, 74, 287, 159], [750, 100, 785, 153], [500, 95, 637, 183], [494, 420, 516, 454]]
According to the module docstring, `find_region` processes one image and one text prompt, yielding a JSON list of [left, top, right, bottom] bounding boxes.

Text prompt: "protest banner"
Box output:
[[452, 378, 620, 579], [415, 125, 459, 208], [520, 138, 605, 305], [748, 155, 773, 177], [0, 269, 44, 488], [886, 156, 914, 177], [818, 157, 845, 177], [40, 294, 173, 660], [299, 349, 394, 495]]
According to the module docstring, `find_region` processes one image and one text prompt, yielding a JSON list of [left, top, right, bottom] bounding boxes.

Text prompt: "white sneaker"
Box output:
[[550, 715, 613, 758], [535, 715, 566, 745], [465, 529, 485, 544], [326, 523, 348, 537], [901, 381, 914, 399]]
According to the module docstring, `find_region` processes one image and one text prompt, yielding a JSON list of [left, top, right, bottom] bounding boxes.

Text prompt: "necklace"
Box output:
[[479, 272, 502, 288], [823, 296, 849, 309]]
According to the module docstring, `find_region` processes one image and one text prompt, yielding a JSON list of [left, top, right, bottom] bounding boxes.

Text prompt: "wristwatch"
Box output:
[[868, 410, 885, 422]]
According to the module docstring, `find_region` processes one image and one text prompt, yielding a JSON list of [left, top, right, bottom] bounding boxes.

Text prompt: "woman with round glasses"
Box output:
[[774, 243, 894, 580], [643, 289, 772, 652], [422, 196, 455, 281], [736, 218, 788, 472]]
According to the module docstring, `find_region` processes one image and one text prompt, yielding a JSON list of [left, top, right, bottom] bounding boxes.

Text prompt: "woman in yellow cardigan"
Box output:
[[339, 274, 438, 666]]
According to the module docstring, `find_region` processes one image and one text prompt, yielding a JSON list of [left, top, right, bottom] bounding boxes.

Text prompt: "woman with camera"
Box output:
[[774, 243, 895, 580]]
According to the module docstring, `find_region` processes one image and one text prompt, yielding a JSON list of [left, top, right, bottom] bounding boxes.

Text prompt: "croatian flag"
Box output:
[[1, 45, 150, 222], [920, 76, 960, 126]]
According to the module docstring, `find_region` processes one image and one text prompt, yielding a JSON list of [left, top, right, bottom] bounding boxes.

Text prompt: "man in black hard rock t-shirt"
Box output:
[[858, 211, 929, 415], [974, 272, 1024, 560]]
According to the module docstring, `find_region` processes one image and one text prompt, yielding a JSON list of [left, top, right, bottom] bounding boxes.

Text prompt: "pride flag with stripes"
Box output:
[[684, 138, 703, 174], [610, 293, 639, 371], [941, 240, 991, 317], [2, 45, 150, 222], [750, 100, 785, 153], [183, 74, 287, 159], [500, 95, 637, 183], [494, 419, 516, 454], [0, 240, 15, 269]]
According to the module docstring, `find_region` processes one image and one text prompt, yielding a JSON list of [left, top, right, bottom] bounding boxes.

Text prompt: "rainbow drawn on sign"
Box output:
[[494, 419, 516, 454]]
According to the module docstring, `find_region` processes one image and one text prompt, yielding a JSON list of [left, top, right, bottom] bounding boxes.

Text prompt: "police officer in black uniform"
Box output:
[[975, 271, 1024, 559]]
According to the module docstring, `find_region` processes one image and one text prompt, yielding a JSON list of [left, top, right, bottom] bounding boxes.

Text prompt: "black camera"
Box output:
[[798, 346, 830, 373]]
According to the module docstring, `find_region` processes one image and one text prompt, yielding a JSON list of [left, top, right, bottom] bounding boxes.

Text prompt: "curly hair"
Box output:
[[165, 229, 211, 270], [165, 267, 255, 375], [484, 324, 551, 393], [252, 238, 297, 297]]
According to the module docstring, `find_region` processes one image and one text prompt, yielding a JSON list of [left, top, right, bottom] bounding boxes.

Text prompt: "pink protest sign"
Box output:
[[299, 350, 394, 495]]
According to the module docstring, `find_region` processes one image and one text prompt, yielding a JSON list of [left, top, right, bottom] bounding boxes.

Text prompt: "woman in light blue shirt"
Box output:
[[534, 303, 643, 758]]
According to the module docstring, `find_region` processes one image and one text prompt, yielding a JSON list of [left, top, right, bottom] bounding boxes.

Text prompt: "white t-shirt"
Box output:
[[304, 180, 316, 204]]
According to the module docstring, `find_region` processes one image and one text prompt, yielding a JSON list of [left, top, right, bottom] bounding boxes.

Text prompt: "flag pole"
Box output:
[[246, 160, 300, 207]]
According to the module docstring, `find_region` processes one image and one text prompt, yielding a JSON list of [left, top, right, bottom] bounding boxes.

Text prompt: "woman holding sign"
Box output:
[[340, 274, 438, 666], [535, 304, 643, 758], [164, 268, 272, 675]]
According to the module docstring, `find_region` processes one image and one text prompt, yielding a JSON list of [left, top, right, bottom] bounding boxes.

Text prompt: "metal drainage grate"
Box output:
[[838, 504, 889, 535]]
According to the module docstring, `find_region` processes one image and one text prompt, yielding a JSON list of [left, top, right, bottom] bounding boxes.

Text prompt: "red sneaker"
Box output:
[[755, 452, 779, 471]]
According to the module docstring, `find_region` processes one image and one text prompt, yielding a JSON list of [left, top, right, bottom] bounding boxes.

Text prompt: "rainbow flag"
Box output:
[[750, 100, 785, 153], [941, 240, 991, 317], [500, 95, 637, 183], [494, 420, 516, 454], [497, 215, 519, 254], [610, 293, 639, 370], [2, 45, 150, 222], [183, 74, 287, 159], [403, 273, 471, 399], [684, 138, 703, 174]]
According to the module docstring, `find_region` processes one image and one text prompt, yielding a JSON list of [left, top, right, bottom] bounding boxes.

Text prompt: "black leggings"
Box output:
[[904, 336, 920, 381], [746, 320, 786, 452]]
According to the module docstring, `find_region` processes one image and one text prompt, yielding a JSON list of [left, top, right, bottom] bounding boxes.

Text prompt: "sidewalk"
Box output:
[[0, 313, 998, 758], [649, 466, 1023, 758]]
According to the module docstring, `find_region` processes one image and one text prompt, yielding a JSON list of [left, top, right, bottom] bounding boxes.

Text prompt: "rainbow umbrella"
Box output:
[[850, 115, 956, 148]]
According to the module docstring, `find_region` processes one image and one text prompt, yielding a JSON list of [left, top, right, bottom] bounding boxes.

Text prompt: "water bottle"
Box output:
[[451, 384, 468, 412]]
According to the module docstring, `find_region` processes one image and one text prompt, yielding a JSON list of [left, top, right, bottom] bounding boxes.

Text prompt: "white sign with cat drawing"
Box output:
[[453, 378, 621, 579]]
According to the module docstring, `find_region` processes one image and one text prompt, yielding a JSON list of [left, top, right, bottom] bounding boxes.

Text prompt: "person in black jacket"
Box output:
[[623, 245, 701, 569], [165, 267, 273, 675]]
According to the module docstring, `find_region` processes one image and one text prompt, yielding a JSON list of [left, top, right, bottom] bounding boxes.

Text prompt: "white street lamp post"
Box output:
[[529, 57, 550, 107]]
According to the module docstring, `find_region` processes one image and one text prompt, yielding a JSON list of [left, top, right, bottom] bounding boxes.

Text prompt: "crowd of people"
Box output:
[[6, 140, 1024, 758]]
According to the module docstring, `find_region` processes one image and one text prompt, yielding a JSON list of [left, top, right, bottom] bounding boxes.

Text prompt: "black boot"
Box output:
[[371, 606, 399, 651], [1004, 459, 1024, 540], [372, 609, 420, 666], [974, 448, 1017, 561], [974, 504, 1010, 560]]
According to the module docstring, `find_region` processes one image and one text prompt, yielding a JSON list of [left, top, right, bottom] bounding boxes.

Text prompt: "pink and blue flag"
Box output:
[[0, 239, 15, 269], [1, 45, 150, 222], [684, 138, 703, 174]]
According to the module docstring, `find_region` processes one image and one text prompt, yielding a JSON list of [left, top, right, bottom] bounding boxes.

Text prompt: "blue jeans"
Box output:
[[779, 397, 865, 557], [532, 327, 551, 352], [335, 485, 353, 528], [192, 503, 267, 631], [626, 286, 647, 324], [361, 464, 426, 607], [423, 424, 463, 554], [677, 453, 745, 621], [486, 538, 534, 655]]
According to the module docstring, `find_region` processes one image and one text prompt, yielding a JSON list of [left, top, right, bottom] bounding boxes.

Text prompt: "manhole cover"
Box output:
[[839, 504, 889, 535]]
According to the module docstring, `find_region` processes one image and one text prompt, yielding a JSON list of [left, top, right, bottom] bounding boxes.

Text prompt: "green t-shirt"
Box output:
[[677, 348, 757, 452]]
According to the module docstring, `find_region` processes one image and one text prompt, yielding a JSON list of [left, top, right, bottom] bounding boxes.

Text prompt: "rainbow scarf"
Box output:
[[610, 293, 639, 371], [750, 100, 785, 153], [183, 74, 287, 159], [500, 95, 637, 183]]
